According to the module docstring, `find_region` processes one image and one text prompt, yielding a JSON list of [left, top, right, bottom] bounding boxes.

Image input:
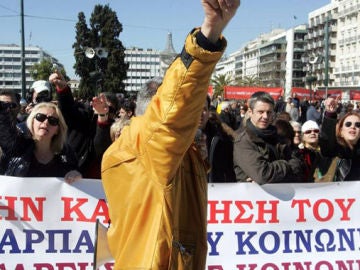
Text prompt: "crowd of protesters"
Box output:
[[216, 93, 360, 183], [0, 77, 360, 184], [0, 72, 135, 183]]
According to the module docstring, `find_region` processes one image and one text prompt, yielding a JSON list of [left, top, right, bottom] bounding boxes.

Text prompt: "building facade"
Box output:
[[124, 32, 177, 92], [214, 26, 307, 97], [0, 44, 62, 94]]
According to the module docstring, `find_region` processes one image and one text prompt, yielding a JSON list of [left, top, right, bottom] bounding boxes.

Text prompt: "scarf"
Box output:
[[246, 119, 278, 145]]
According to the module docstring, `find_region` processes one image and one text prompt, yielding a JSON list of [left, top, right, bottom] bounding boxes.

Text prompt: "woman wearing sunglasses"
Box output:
[[298, 120, 333, 182], [320, 96, 360, 181], [0, 102, 81, 183]]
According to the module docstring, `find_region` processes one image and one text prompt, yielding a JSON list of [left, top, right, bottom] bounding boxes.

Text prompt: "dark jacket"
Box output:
[[319, 114, 360, 181], [204, 121, 236, 183], [0, 110, 76, 177], [56, 87, 99, 178], [233, 120, 304, 184]]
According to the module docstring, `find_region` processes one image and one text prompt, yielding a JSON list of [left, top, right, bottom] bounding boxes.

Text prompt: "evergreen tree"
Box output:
[[73, 5, 128, 99]]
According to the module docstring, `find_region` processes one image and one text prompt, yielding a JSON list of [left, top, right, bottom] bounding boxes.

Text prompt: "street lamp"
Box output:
[[303, 54, 319, 100]]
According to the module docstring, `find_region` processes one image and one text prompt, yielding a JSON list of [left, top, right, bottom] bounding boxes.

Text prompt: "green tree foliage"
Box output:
[[29, 59, 69, 81], [235, 75, 263, 87], [211, 74, 233, 99], [73, 5, 128, 99]]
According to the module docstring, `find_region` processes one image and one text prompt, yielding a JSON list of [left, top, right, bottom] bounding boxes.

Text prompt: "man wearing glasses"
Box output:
[[233, 91, 304, 184]]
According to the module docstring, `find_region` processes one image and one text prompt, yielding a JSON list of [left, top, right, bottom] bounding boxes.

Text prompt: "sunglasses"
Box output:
[[35, 113, 59, 126], [303, 129, 319, 135], [344, 121, 360, 128]]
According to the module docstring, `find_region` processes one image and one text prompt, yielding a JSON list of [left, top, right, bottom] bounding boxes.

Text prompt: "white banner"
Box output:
[[1, 176, 360, 269]]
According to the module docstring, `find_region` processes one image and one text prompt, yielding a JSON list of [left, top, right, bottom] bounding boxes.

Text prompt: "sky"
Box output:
[[0, 0, 331, 79]]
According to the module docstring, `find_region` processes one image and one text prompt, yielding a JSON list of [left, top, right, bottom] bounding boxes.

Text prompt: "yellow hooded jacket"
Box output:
[[101, 28, 226, 269]]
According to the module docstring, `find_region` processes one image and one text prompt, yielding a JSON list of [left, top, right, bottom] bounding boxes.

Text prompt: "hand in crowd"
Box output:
[[49, 70, 67, 90], [324, 96, 337, 113], [92, 93, 109, 115], [201, 0, 240, 43], [64, 170, 82, 184]]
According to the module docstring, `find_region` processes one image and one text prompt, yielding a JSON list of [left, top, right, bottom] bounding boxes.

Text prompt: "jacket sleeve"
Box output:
[[319, 115, 338, 157], [102, 28, 226, 185]]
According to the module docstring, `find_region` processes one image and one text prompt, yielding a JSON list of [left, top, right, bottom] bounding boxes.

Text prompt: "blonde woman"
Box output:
[[110, 118, 130, 142], [1, 102, 81, 183]]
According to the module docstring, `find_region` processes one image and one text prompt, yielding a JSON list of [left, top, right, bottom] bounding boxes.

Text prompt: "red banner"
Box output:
[[315, 89, 342, 99], [350, 90, 360, 101], [224, 86, 283, 100], [291, 88, 313, 99]]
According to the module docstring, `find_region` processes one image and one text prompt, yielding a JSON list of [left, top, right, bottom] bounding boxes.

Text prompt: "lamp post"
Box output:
[[20, 0, 26, 99], [304, 54, 318, 100], [84, 47, 108, 94], [324, 15, 330, 98]]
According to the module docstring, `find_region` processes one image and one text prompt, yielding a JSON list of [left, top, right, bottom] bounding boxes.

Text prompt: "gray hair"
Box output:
[[248, 91, 275, 110], [135, 77, 163, 116]]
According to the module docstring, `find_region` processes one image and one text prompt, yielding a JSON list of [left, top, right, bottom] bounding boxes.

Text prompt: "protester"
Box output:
[[109, 117, 130, 141], [48, 72, 119, 179], [290, 120, 302, 147], [25, 80, 52, 114], [205, 110, 236, 182], [0, 89, 20, 125], [233, 91, 304, 184], [118, 99, 136, 120], [320, 96, 360, 181], [298, 120, 333, 182], [101, 0, 240, 268], [0, 89, 21, 173], [299, 97, 309, 124], [273, 118, 295, 147], [0, 102, 81, 183], [306, 100, 321, 123], [219, 100, 237, 130]]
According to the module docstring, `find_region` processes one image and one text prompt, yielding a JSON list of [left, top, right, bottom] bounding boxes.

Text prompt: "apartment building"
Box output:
[[0, 44, 62, 94], [124, 32, 177, 92], [304, 1, 338, 91], [335, 0, 360, 95], [214, 26, 307, 97]]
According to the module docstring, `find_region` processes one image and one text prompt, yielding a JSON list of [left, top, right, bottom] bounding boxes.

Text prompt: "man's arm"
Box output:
[[102, 1, 240, 184]]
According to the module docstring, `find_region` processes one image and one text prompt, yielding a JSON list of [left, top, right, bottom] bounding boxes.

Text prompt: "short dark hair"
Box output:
[[248, 91, 275, 110], [0, 89, 20, 104]]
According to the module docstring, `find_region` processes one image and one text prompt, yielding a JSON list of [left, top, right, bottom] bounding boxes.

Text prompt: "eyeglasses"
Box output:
[[294, 131, 301, 134], [303, 129, 319, 135], [344, 121, 360, 128], [35, 113, 59, 126]]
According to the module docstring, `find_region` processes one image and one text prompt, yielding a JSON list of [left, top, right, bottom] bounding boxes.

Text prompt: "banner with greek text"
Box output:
[[1, 176, 360, 269]]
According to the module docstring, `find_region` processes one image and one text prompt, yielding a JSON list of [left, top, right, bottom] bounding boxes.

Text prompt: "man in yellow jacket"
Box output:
[[101, 0, 240, 269]]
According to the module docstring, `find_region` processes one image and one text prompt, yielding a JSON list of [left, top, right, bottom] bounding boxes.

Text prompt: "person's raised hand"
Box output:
[[49, 70, 67, 90], [92, 93, 109, 115], [201, 0, 240, 43], [324, 96, 337, 113]]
